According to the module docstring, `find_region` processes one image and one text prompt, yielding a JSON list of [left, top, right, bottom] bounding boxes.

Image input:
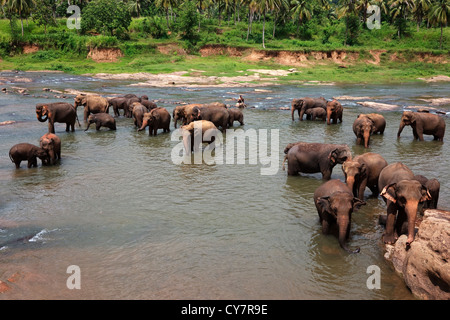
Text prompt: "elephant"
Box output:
[[138, 107, 171, 136], [39, 133, 61, 165], [74, 94, 110, 122], [85, 113, 116, 131], [378, 162, 431, 246], [9, 143, 48, 169], [397, 111, 445, 142], [342, 152, 388, 200], [291, 97, 327, 121], [304, 107, 327, 121], [314, 179, 366, 254], [413, 175, 440, 210], [173, 104, 197, 128], [36, 102, 78, 134], [181, 120, 219, 155], [185, 104, 229, 130], [228, 108, 244, 126], [125, 97, 141, 118], [326, 99, 343, 125], [108, 97, 128, 117], [283, 142, 352, 180], [131, 102, 148, 128], [352, 113, 386, 148], [140, 100, 157, 112]]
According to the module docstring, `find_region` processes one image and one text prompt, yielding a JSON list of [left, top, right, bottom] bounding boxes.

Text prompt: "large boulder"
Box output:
[[385, 209, 450, 300]]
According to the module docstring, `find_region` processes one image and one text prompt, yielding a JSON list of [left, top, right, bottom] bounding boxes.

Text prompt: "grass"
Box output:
[[0, 17, 449, 84]]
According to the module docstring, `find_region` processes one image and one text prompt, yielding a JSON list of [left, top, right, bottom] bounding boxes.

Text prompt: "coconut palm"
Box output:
[[428, 0, 450, 49], [389, 0, 414, 38], [412, 0, 431, 30], [338, 0, 357, 45], [290, 0, 312, 33], [2, 0, 35, 36]]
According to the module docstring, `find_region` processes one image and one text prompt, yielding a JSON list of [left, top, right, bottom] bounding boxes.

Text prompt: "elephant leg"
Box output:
[[321, 218, 330, 235], [65, 123, 70, 132], [84, 109, 89, 122], [96, 123, 101, 131], [48, 121, 55, 134], [383, 201, 397, 244], [299, 109, 305, 121], [357, 181, 367, 200], [416, 128, 424, 141]]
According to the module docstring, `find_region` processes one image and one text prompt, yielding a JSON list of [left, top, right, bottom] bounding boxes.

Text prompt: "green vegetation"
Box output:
[[0, 0, 449, 84]]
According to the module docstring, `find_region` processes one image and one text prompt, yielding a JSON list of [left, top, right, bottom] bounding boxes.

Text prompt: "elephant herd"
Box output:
[[8, 92, 245, 168], [287, 96, 445, 253], [7, 92, 445, 254]]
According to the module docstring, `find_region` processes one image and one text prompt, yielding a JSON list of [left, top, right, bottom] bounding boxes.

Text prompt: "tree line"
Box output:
[[1, 0, 449, 49]]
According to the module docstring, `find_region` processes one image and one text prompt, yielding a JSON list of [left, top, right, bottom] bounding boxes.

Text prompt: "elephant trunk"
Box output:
[[173, 115, 178, 128], [363, 129, 371, 148], [138, 119, 148, 132], [346, 176, 356, 197], [37, 113, 48, 122], [337, 215, 360, 254], [405, 200, 419, 246], [397, 121, 406, 138], [326, 109, 332, 125]]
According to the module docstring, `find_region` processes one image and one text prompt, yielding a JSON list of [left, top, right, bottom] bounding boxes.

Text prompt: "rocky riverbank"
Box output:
[[384, 209, 450, 300]]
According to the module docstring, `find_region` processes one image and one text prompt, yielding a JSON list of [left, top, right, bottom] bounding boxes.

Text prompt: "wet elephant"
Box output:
[[283, 142, 352, 180], [378, 162, 431, 246], [74, 94, 110, 122], [181, 120, 219, 155], [9, 143, 48, 169], [305, 107, 327, 121], [397, 111, 445, 142], [36, 102, 78, 134], [314, 179, 366, 253], [186, 104, 229, 130], [85, 113, 116, 131], [342, 152, 388, 200], [291, 97, 327, 121], [39, 133, 61, 165], [131, 102, 148, 128], [138, 107, 171, 136], [228, 108, 244, 126], [413, 174, 440, 210], [353, 113, 386, 148], [326, 99, 343, 125], [108, 97, 128, 117]]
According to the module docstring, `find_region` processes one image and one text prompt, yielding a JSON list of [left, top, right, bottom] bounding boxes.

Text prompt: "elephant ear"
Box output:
[[317, 196, 331, 212], [420, 186, 432, 203], [410, 113, 417, 123], [352, 198, 366, 210], [380, 183, 397, 203], [328, 149, 338, 163], [360, 163, 368, 179]]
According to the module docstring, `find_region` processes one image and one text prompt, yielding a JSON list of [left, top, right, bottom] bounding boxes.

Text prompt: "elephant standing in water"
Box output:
[[291, 97, 327, 121], [181, 120, 219, 155], [325, 99, 343, 125], [36, 102, 78, 134], [9, 143, 48, 168], [85, 113, 116, 131], [304, 107, 327, 121], [352, 113, 386, 148], [138, 107, 171, 136], [314, 179, 366, 253], [397, 111, 445, 142], [283, 142, 352, 180], [74, 94, 110, 122], [413, 175, 440, 211], [342, 152, 388, 200], [378, 162, 431, 246], [131, 102, 148, 128], [39, 133, 61, 165]]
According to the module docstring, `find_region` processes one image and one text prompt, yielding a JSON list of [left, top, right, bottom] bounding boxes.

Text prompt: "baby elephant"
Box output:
[[9, 143, 48, 168], [305, 107, 326, 121], [85, 113, 116, 131], [314, 179, 366, 254], [39, 133, 61, 165]]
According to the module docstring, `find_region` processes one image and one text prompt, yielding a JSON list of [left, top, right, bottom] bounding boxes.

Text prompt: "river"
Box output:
[[0, 71, 449, 299]]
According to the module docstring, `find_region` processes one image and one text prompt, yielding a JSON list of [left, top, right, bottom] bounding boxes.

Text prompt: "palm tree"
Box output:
[[412, 0, 431, 30], [155, 0, 177, 30], [2, 0, 35, 36], [428, 0, 450, 49], [245, 0, 258, 41], [290, 0, 312, 33], [257, 0, 282, 48], [338, 0, 357, 45], [389, 0, 414, 38]]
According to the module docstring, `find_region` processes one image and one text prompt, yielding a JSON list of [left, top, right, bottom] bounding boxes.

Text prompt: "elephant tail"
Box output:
[[282, 154, 288, 171]]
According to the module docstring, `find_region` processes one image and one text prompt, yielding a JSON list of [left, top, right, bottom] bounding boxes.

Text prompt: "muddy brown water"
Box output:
[[0, 71, 449, 299]]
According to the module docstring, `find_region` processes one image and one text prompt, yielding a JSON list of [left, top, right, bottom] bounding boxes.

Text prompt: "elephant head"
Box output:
[[342, 160, 367, 196], [191, 106, 201, 122], [36, 104, 49, 122], [138, 110, 160, 132], [380, 180, 431, 245], [329, 146, 352, 164], [39, 134, 58, 165], [316, 192, 366, 253], [326, 100, 341, 125], [397, 111, 415, 137], [355, 116, 375, 148], [74, 94, 87, 110]]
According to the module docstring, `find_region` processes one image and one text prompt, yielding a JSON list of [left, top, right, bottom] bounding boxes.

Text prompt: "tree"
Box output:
[[428, 0, 450, 49], [32, 0, 57, 34], [177, 0, 199, 44], [338, 0, 357, 45], [389, 0, 414, 38], [291, 0, 312, 33], [81, 0, 132, 36], [2, 0, 35, 36], [413, 0, 431, 30], [155, 0, 177, 30]]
